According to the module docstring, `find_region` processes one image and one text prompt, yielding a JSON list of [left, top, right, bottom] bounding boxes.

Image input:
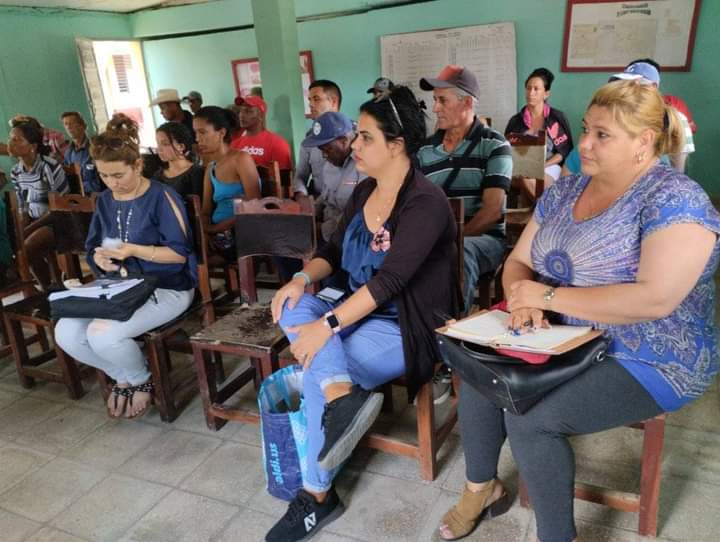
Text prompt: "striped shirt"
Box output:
[[675, 110, 695, 154], [10, 155, 68, 218], [416, 117, 513, 237]]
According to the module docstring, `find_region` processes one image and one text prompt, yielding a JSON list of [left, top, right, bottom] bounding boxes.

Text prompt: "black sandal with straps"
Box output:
[[125, 381, 155, 419], [108, 385, 132, 418]]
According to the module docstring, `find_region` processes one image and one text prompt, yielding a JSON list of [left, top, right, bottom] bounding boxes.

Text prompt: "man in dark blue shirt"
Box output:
[[61, 112, 103, 194]]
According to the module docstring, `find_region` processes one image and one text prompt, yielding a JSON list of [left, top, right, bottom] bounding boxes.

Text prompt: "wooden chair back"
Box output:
[[507, 131, 546, 201], [504, 131, 546, 246], [257, 161, 293, 198], [47, 192, 97, 281], [233, 196, 316, 304], [234, 196, 316, 260]]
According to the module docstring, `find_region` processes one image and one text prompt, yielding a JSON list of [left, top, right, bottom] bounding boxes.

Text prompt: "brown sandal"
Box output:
[[439, 479, 512, 540]]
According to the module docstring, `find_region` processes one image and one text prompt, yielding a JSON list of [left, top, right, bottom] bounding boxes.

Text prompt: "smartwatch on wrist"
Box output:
[[323, 310, 341, 334]]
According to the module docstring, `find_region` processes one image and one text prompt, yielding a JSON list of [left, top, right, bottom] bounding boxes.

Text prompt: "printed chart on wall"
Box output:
[[381, 22, 517, 132], [562, 0, 701, 71]]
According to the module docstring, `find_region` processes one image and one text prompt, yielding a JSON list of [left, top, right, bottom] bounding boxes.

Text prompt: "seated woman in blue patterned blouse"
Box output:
[[441, 80, 719, 542]]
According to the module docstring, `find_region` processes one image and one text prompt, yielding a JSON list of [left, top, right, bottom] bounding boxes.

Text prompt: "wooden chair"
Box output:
[[191, 196, 316, 430], [258, 161, 293, 199], [519, 414, 667, 537], [96, 195, 215, 422], [471, 132, 548, 311], [505, 131, 546, 246], [361, 198, 464, 481], [207, 160, 293, 302], [0, 192, 49, 359], [3, 192, 96, 398]]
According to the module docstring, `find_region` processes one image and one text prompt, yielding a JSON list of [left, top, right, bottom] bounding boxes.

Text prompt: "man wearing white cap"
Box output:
[[150, 88, 195, 142]]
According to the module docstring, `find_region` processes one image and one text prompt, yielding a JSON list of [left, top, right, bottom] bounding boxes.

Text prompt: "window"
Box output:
[[112, 54, 132, 93], [75, 39, 156, 148]]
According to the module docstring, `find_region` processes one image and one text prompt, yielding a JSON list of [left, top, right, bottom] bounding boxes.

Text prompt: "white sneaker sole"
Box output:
[[317, 392, 383, 471]]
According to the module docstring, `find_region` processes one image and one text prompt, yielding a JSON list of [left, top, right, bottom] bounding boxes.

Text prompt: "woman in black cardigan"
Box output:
[[266, 87, 460, 542]]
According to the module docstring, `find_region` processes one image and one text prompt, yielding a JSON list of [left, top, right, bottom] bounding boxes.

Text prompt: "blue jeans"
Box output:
[[55, 288, 194, 385], [278, 294, 405, 492], [463, 234, 506, 312]]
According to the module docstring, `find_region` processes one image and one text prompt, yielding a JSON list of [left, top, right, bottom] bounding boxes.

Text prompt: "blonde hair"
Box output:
[[90, 113, 141, 165], [588, 80, 684, 157]]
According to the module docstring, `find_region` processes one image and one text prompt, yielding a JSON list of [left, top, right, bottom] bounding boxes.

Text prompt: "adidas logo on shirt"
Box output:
[[241, 145, 266, 156]]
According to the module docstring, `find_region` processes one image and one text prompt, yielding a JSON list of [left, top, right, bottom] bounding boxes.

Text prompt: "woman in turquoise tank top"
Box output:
[[194, 106, 260, 259]]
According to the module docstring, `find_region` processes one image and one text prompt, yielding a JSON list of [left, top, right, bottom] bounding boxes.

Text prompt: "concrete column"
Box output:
[[250, 0, 306, 154]]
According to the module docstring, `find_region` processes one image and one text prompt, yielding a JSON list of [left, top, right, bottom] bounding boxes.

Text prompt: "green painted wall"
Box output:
[[0, 6, 132, 173], [135, 0, 720, 195], [1, 1, 717, 194]]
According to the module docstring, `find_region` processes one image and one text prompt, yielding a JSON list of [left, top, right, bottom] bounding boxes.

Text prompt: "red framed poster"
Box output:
[[561, 0, 702, 72], [231, 50, 315, 117]]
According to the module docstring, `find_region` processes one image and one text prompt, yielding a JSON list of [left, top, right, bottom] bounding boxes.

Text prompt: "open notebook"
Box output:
[[437, 310, 601, 355]]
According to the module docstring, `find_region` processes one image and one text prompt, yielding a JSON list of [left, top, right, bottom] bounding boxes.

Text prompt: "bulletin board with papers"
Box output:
[[562, 0, 701, 71], [380, 22, 517, 132]]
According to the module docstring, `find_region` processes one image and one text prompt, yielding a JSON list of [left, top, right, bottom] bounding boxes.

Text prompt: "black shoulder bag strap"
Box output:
[[441, 130, 483, 192]]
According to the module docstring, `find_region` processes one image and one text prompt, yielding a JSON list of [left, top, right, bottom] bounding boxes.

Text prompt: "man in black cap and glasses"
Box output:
[[416, 65, 513, 403]]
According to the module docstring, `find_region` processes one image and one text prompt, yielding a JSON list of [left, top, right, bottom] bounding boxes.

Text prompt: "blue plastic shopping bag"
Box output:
[[258, 365, 308, 501]]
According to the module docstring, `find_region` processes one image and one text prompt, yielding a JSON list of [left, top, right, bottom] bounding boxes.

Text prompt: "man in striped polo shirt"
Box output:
[[417, 65, 512, 314]]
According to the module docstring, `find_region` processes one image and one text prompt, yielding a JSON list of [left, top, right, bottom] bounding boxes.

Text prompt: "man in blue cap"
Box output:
[[301, 111, 364, 242]]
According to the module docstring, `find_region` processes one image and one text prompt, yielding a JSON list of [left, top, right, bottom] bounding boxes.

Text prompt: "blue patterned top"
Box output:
[[341, 212, 398, 319], [533, 164, 720, 411]]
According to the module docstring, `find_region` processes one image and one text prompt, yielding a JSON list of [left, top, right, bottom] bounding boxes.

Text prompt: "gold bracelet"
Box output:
[[149, 246, 156, 262]]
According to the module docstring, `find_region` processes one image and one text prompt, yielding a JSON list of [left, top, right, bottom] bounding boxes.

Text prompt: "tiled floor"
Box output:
[[0, 296, 719, 541]]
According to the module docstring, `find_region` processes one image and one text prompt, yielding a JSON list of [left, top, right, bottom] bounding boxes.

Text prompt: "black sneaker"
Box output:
[[265, 487, 344, 542], [316, 385, 383, 471]]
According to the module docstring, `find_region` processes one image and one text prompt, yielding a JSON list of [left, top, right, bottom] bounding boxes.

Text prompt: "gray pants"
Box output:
[[458, 359, 662, 542], [55, 288, 193, 385]]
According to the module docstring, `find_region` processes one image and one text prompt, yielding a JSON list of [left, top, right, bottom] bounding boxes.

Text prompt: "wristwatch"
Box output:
[[543, 286, 556, 308], [323, 311, 341, 334]]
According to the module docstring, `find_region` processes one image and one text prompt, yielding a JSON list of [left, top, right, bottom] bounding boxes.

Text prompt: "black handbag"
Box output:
[[437, 333, 610, 415], [49, 274, 158, 322]]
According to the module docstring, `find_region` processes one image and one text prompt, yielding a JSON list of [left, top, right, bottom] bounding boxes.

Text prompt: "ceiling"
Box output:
[[0, 0, 211, 13]]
